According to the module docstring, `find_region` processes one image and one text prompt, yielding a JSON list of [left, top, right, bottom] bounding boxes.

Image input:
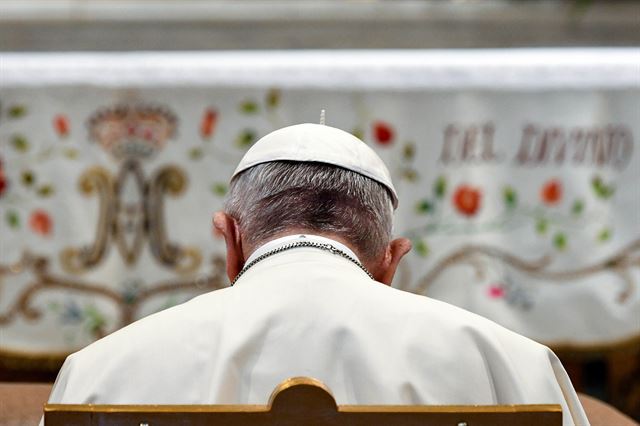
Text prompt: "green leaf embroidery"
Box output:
[[8, 105, 27, 118], [535, 218, 548, 235], [402, 169, 418, 182], [211, 183, 228, 196], [189, 147, 204, 160], [11, 135, 29, 152], [553, 232, 568, 251], [83, 305, 106, 336], [433, 175, 447, 199], [37, 184, 55, 197], [266, 89, 281, 109], [47, 301, 61, 313], [402, 142, 415, 161], [415, 199, 433, 215], [591, 175, 615, 199], [6, 210, 20, 228], [161, 296, 180, 311], [414, 240, 430, 257], [571, 199, 584, 216], [239, 100, 259, 114], [21, 170, 36, 186], [503, 186, 517, 209], [597, 228, 612, 242], [235, 129, 256, 148], [63, 147, 79, 159]]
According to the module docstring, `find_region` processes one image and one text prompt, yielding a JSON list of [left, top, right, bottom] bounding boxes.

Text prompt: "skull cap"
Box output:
[[232, 123, 398, 208]]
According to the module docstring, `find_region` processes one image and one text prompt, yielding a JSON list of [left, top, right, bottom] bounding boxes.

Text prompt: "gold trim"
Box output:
[[271, 377, 332, 397], [44, 403, 562, 414], [60, 166, 114, 274], [44, 404, 266, 414], [340, 405, 562, 414], [268, 376, 336, 408], [59, 159, 203, 274], [44, 377, 561, 415], [147, 164, 202, 274], [43, 377, 563, 426]]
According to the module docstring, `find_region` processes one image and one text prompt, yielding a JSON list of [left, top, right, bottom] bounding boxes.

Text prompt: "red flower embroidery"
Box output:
[[541, 179, 562, 205], [373, 121, 394, 145], [453, 184, 482, 217], [200, 108, 218, 139], [54, 114, 70, 137], [488, 284, 505, 299], [0, 158, 7, 198], [0, 170, 7, 198], [29, 209, 53, 236]]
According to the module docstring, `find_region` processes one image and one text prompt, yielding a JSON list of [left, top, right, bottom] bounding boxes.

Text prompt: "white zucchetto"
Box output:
[[232, 123, 399, 208]]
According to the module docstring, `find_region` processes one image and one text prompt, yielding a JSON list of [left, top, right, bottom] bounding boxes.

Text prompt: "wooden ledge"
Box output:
[[45, 376, 562, 426]]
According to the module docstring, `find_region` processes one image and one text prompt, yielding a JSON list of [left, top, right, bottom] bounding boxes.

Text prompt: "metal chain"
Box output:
[[231, 241, 373, 286]]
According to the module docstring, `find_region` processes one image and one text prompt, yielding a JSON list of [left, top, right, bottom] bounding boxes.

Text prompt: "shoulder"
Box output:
[[71, 287, 233, 366], [50, 288, 234, 403], [370, 282, 550, 354]]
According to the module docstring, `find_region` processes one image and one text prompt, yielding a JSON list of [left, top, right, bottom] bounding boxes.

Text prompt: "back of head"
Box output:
[[224, 161, 394, 263]]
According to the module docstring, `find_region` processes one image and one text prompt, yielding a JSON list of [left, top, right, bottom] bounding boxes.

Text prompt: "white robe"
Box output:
[[46, 235, 589, 426]]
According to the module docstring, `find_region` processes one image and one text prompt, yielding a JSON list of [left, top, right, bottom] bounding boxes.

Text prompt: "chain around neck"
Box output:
[[231, 240, 373, 286]]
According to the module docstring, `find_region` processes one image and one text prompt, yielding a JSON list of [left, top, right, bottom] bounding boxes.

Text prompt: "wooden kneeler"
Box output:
[[44, 377, 562, 426]]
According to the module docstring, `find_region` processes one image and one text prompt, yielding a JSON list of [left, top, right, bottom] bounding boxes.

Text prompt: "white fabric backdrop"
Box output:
[[0, 49, 638, 358]]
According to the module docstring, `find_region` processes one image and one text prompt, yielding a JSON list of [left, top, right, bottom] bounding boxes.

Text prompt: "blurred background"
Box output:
[[0, 0, 638, 50], [1, 0, 639, 422]]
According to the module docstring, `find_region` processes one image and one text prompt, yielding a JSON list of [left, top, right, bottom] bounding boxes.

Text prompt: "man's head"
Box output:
[[225, 160, 394, 261], [213, 123, 411, 285]]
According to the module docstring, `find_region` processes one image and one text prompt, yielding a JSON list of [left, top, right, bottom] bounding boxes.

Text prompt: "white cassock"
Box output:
[[45, 234, 589, 426]]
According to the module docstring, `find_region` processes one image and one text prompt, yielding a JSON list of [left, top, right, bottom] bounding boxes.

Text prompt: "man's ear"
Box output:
[[213, 212, 244, 284], [373, 237, 412, 286]]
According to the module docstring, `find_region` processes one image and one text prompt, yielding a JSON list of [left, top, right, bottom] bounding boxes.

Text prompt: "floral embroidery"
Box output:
[[200, 108, 218, 139], [29, 209, 53, 237], [540, 179, 562, 205], [487, 284, 506, 299], [372, 121, 394, 145], [53, 114, 70, 137], [0, 158, 8, 198], [453, 184, 482, 217], [48, 300, 107, 340], [0, 90, 635, 359]]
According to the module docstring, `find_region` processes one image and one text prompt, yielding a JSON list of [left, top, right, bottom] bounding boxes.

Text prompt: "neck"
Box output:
[[232, 232, 376, 286], [244, 230, 362, 260], [244, 232, 362, 265]]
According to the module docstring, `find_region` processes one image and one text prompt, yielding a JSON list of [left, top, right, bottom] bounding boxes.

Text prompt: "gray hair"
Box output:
[[224, 161, 394, 262]]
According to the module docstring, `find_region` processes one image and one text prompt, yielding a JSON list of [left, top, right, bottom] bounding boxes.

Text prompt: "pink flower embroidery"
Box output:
[[0, 170, 7, 198], [488, 284, 505, 299]]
